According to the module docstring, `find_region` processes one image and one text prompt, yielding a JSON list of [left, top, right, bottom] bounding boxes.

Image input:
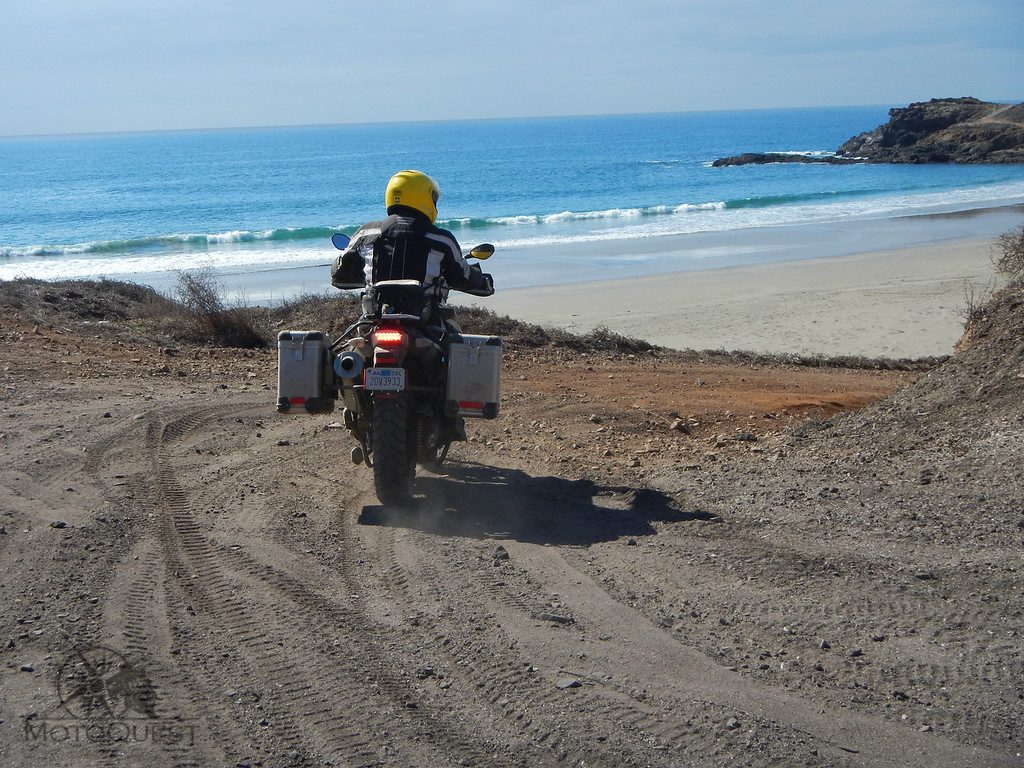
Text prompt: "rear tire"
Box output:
[[372, 398, 415, 505]]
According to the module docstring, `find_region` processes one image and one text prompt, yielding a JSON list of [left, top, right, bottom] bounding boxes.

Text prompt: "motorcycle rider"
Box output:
[[331, 170, 494, 444], [331, 170, 494, 326]]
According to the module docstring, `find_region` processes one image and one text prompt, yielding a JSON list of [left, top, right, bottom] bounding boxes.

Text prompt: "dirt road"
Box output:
[[1, 319, 1021, 767]]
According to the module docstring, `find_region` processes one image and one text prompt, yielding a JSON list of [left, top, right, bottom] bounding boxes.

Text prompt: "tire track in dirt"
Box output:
[[551, 543, 1016, 767], [384, 535, 653, 766], [2, 422, 140, 768], [143, 410, 401, 767], [378, 468, 824, 763], [71, 400, 1018, 767], [79, 414, 224, 768], [433, 537, 808, 765], [202, 452, 519, 763], [258, 462, 697, 768], [103, 536, 223, 768], [381, 528, 624, 765], [202, 440, 631, 765], [215, 542, 528, 768], [339, 467, 837, 765], [388, 455, 1017, 766], [143, 403, 561, 767], [226, 470, 566, 767], [369, 521, 753, 767], [577, 527, 1023, 746]]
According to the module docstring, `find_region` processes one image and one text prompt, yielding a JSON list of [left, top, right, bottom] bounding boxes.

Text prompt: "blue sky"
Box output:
[[1, 0, 1022, 136]]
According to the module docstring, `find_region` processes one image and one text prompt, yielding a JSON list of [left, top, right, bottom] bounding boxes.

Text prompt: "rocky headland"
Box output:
[[713, 97, 1024, 166]]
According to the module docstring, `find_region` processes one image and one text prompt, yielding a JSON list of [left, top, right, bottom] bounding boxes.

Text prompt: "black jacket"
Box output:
[[332, 206, 492, 298]]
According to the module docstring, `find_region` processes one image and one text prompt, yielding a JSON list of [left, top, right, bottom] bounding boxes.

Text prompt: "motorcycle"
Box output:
[[323, 232, 500, 505]]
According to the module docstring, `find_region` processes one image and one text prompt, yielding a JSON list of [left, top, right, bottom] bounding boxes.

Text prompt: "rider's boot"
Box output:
[[451, 416, 467, 442]]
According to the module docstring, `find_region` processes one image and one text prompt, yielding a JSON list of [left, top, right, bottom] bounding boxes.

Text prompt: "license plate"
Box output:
[[365, 367, 406, 391]]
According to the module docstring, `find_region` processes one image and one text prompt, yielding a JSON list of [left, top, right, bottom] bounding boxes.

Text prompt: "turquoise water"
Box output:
[[2, 107, 1024, 286]]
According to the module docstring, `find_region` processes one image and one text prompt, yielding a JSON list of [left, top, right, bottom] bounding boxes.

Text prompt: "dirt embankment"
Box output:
[[0, 278, 1021, 768]]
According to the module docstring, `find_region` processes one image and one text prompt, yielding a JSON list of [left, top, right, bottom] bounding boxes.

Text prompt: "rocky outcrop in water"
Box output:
[[711, 153, 860, 167], [714, 97, 1024, 166]]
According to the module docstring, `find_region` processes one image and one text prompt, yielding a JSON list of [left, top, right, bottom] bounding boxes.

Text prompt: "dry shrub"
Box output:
[[0, 275, 950, 368], [167, 269, 269, 348], [959, 277, 997, 330], [698, 348, 942, 371], [992, 224, 1024, 280], [959, 224, 1024, 336]]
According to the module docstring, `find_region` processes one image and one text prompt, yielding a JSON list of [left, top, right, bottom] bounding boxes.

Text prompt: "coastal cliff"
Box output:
[[713, 97, 1024, 166]]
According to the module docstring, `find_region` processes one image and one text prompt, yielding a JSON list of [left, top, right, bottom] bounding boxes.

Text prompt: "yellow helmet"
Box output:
[[385, 170, 441, 223]]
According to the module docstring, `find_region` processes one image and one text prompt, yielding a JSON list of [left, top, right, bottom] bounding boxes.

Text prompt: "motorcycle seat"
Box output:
[[370, 280, 430, 320]]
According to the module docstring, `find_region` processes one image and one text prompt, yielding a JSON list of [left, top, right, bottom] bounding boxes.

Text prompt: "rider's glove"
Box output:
[[465, 272, 494, 297]]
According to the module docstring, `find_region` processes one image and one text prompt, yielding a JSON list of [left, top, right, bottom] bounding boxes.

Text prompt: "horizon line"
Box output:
[[4, 95, 1019, 141], [0, 102, 910, 141]]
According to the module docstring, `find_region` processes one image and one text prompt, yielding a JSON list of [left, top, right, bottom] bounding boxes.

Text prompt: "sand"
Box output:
[[478, 237, 998, 358]]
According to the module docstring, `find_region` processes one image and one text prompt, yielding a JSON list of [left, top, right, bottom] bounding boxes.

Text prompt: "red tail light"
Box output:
[[372, 328, 407, 348]]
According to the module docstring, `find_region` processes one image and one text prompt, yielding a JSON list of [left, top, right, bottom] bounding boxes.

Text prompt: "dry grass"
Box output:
[[453, 306, 656, 354], [0, 277, 173, 324], [0, 276, 955, 368], [271, 292, 362, 335]]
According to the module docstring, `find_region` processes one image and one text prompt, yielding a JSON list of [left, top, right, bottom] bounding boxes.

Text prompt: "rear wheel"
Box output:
[[372, 398, 415, 505]]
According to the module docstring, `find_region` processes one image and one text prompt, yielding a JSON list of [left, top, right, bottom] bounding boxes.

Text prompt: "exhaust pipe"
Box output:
[[334, 350, 365, 379]]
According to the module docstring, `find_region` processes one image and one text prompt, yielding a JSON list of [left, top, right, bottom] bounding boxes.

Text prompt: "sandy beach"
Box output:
[[478, 236, 998, 358]]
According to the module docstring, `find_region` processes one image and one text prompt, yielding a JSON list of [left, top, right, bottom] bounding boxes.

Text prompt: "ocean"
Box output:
[[2, 106, 1024, 296]]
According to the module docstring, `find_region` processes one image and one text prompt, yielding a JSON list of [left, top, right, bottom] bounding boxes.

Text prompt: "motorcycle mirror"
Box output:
[[331, 232, 352, 250], [468, 243, 494, 261]]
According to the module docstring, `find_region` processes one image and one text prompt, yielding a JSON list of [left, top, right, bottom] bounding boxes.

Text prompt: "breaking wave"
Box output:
[[0, 226, 345, 259], [1, 202, 732, 258], [439, 201, 726, 230], [3, 182, 1022, 263]]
